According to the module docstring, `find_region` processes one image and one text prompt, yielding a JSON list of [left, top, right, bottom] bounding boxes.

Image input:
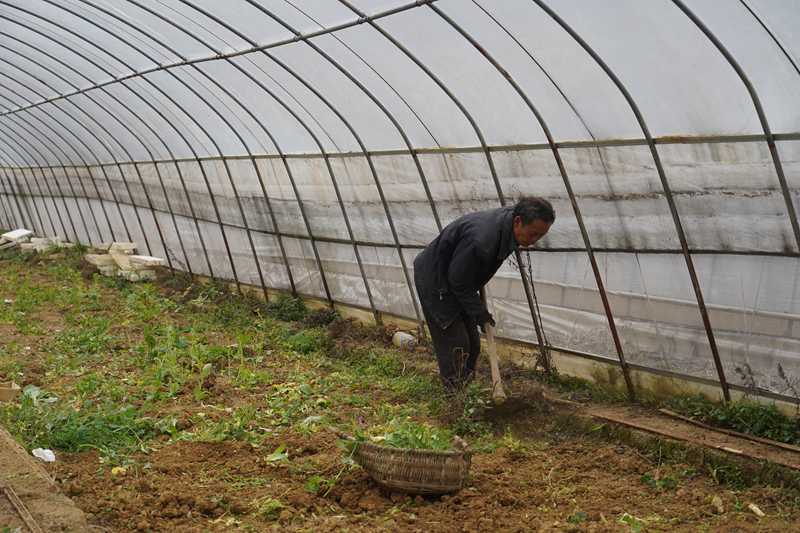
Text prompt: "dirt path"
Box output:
[[0, 426, 88, 532]]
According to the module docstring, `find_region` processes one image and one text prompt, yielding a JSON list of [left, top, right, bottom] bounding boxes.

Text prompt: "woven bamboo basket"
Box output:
[[348, 439, 472, 495]]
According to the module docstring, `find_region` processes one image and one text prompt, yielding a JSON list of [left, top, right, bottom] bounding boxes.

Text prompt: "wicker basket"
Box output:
[[349, 439, 472, 495]]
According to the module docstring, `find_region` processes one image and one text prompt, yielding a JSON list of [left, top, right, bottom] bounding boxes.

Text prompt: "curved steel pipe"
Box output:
[[428, 3, 635, 398], [534, 0, 731, 402]]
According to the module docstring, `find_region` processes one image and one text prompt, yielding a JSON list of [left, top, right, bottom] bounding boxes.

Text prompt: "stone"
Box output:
[[1, 228, 33, 243], [109, 242, 137, 254], [19, 242, 36, 251], [129, 255, 166, 268], [711, 495, 724, 514], [111, 253, 132, 270], [89, 243, 111, 253], [85, 254, 117, 267], [119, 269, 157, 282], [748, 503, 765, 518], [98, 266, 118, 277], [29, 237, 59, 252]]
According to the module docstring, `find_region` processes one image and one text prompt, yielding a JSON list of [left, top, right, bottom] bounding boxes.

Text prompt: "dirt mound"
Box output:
[[0, 427, 88, 532]]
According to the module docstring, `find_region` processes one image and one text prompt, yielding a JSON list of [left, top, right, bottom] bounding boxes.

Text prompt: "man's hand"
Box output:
[[478, 311, 496, 334]]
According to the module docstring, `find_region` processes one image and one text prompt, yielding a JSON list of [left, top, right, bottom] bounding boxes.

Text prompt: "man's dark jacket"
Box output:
[[414, 206, 516, 329]]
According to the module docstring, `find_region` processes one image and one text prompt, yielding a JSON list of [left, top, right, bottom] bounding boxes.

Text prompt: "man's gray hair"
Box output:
[[513, 196, 555, 224]]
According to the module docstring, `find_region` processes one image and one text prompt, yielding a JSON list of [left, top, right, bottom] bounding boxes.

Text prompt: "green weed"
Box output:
[[265, 294, 307, 322], [0, 387, 153, 461], [668, 395, 800, 445]]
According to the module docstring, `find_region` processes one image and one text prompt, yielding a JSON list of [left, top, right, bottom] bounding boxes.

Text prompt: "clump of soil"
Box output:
[[327, 317, 396, 349]]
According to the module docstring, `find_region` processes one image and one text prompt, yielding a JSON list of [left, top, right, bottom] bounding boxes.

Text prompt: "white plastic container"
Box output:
[[392, 331, 417, 350]]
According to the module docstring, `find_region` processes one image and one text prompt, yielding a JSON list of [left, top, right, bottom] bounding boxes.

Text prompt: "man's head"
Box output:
[[512, 197, 554, 247]]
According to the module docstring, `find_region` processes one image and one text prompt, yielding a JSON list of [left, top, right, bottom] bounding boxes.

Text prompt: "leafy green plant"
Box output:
[[450, 382, 493, 438], [303, 307, 339, 327], [366, 418, 454, 450], [641, 472, 678, 491], [286, 329, 327, 354], [618, 512, 645, 532], [253, 497, 284, 520], [668, 395, 800, 445], [567, 511, 588, 524], [0, 390, 154, 460], [265, 294, 307, 322]]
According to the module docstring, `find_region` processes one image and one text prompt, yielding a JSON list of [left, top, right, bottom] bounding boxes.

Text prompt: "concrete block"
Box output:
[[129, 255, 165, 268], [19, 242, 36, 251], [111, 253, 132, 270], [118, 269, 157, 282], [0, 381, 21, 402], [108, 242, 137, 255], [85, 254, 117, 267], [98, 266, 118, 277], [30, 237, 57, 252], [89, 243, 111, 253], [1, 229, 33, 243]]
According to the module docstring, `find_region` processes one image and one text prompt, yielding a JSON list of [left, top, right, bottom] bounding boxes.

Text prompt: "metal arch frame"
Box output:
[[672, 0, 800, 254], [0, 55, 127, 246], [3, 147, 36, 230], [0, 162, 13, 228], [740, 0, 800, 78], [0, 125, 72, 241], [0, 133, 68, 240], [0, 37, 195, 272], [0, 45, 175, 263], [0, 168, 14, 229], [0, 21, 216, 277], [1, 2, 249, 290], [0, 147, 33, 230], [82, 0, 323, 300], [428, 3, 636, 398], [338, 0, 550, 355], [2, 49, 182, 271], [145, 0, 439, 324], [3, 124, 56, 235], [16, 163, 58, 238], [262, 0, 445, 233], [111, 0, 329, 302], [0, 23, 147, 247], [0, 146, 41, 234], [238, 0, 436, 325], [0, 89, 66, 236], [283, 0, 442, 150], [121, 0, 397, 310], [0, 78, 113, 245], [471, 1, 633, 259], [0, 0, 436, 120], [534, 0, 732, 402], [1, 109, 92, 244]]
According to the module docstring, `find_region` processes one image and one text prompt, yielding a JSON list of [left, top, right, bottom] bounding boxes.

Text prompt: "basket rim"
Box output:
[[351, 439, 472, 458]]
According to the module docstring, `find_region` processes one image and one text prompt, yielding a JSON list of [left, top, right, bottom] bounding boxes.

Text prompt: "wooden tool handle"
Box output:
[[480, 288, 506, 404], [485, 323, 506, 404]]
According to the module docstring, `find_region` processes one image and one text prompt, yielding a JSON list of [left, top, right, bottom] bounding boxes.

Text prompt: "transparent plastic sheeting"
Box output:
[[1, 0, 800, 400]]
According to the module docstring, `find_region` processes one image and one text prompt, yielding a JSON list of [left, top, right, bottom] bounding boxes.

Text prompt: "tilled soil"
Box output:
[[47, 407, 800, 532]]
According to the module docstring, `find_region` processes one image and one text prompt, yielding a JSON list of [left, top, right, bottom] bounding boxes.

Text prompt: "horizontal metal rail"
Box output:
[[1, 132, 798, 167]]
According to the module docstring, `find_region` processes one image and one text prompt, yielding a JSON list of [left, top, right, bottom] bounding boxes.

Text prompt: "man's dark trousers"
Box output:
[[418, 292, 481, 390]]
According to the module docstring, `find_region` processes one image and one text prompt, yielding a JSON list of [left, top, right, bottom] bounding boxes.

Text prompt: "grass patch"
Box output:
[[667, 394, 800, 446], [0, 386, 154, 462]]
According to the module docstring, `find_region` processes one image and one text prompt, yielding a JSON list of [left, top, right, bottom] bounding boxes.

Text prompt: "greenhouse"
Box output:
[[1, 1, 800, 531]]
